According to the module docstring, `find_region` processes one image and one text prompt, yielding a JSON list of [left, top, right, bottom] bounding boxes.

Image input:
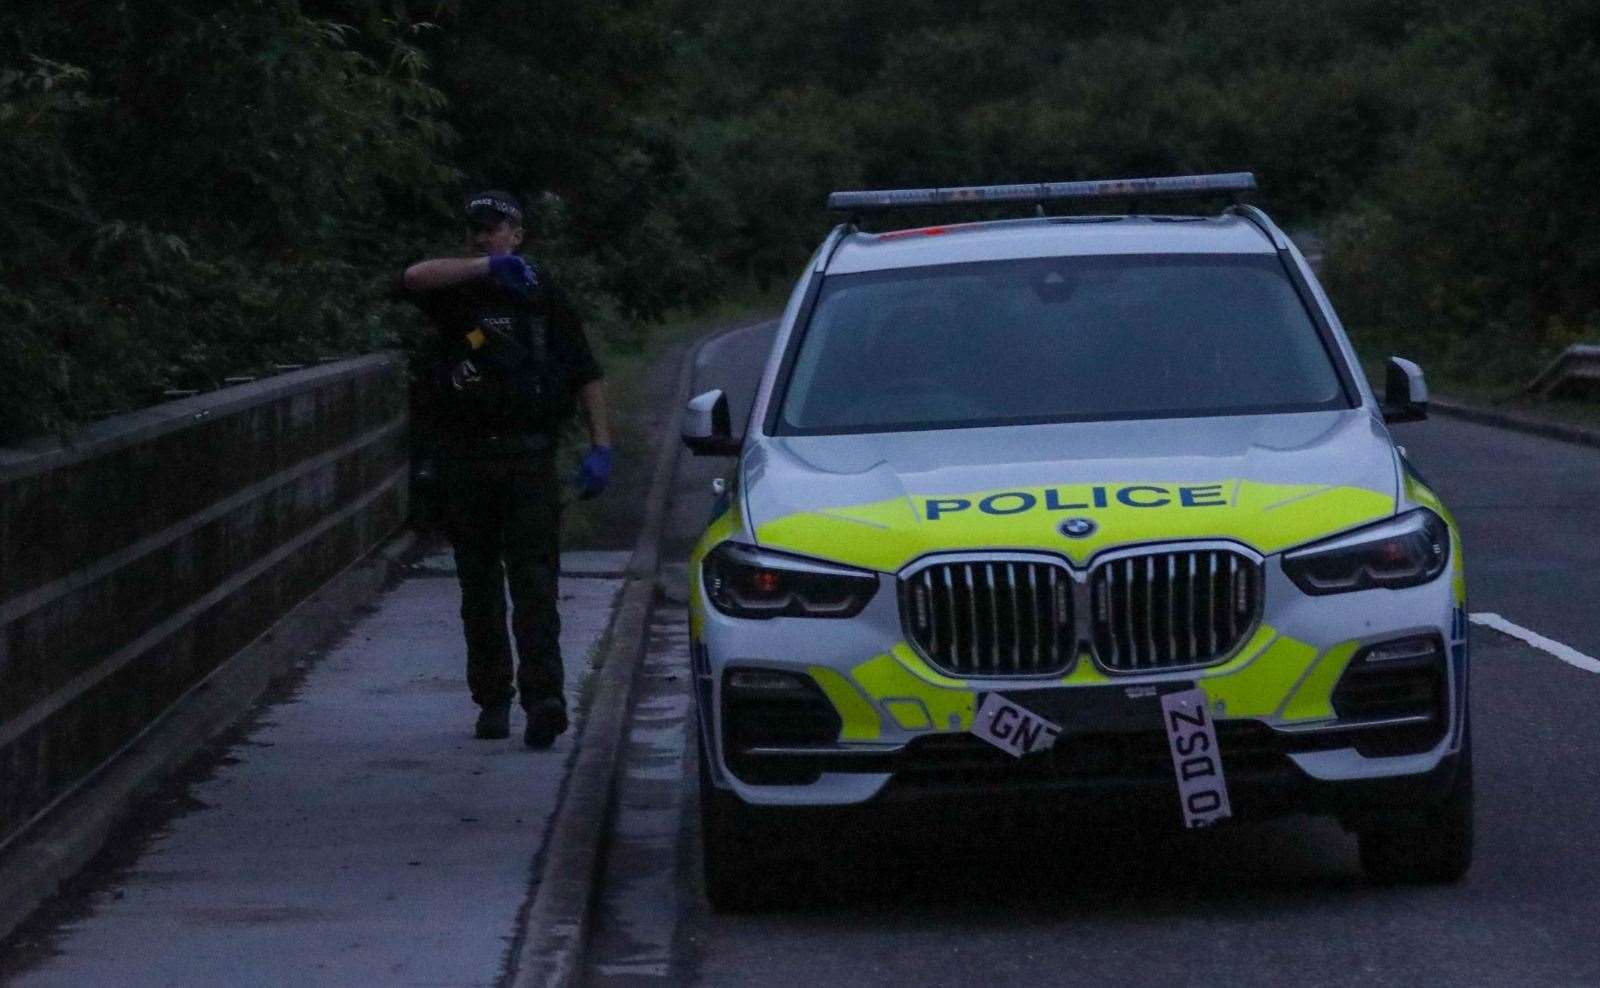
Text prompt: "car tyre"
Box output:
[[698, 733, 771, 912], [1357, 725, 1473, 885]]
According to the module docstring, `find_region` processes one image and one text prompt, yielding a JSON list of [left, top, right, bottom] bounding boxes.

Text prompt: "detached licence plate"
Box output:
[[1160, 687, 1232, 828], [971, 692, 1062, 758], [970, 685, 1234, 830]]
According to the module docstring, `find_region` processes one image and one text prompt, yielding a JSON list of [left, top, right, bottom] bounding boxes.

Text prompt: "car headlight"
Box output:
[[1281, 509, 1450, 595], [702, 542, 879, 619]]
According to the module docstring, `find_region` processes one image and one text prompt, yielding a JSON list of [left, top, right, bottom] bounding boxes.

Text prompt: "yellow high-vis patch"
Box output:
[[755, 479, 1394, 572], [1282, 640, 1361, 721], [851, 651, 977, 732], [689, 508, 740, 639], [806, 628, 1362, 742], [1405, 471, 1467, 605], [889, 641, 969, 687], [1061, 655, 1112, 685], [883, 699, 934, 731], [1201, 632, 1317, 718], [693, 506, 739, 562], [1200, 623, 1278, 677], [809, 666, 883, 740], [465, 328, 487, 350]]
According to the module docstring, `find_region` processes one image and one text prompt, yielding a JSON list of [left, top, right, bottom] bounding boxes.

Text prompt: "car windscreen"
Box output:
[[775, 253, 1351, 434]]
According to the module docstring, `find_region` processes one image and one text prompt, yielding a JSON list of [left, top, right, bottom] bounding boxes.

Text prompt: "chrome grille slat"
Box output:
[[902, 558, 1073, 678], [1122, 558, 1136, 666], [986, 563, 999, 672], [1008, 563, 1020, 672], [1186, 554, 1197, 662], [1103, 573, 1118, 668], [944, 567, 957, 661], [960, 562, 972, 668], [903, 548, 1257, 679], [1087, 547, 1260, 674], [1029, 565, 1040, 669], [1143, 555, 1156, 669], [1227, 554, 1238, 644], [1048, 566, 1061, 668], [1166, 554, 1176, 664], [1206, 552, 1217, 656]]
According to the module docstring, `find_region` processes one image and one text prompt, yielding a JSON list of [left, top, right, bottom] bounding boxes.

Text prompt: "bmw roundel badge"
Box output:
[[1059, 517, 1097, 539]]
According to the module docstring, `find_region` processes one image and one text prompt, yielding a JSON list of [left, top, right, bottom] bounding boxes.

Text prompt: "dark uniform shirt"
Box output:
[[407, 260, 602, 444]]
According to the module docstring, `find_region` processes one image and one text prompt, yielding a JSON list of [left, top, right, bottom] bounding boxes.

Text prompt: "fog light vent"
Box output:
[[1331, 635, 1448, 756], [721, 668, 842, 784]]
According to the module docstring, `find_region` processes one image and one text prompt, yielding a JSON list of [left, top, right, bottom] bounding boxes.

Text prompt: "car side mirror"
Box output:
[[682, 389, 742, 456], [1382, 356, 1429, 424]]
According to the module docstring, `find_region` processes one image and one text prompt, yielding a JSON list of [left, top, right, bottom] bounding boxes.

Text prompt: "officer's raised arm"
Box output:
[[402, 255, 491, 293]]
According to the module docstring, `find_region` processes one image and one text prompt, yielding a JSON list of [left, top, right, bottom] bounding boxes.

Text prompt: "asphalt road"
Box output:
[[584, 320, 1600, 987]]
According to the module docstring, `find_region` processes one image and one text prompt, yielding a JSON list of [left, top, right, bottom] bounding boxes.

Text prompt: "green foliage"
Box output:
[[0, 2, 458, 442], [419, 1, 717, 322], [2, 0, 1595, 443], [680, 0, 1599, 387], [1326, 0, 1600, 384], [0, 56, 104, 437], [671, 0, 1428, 287]]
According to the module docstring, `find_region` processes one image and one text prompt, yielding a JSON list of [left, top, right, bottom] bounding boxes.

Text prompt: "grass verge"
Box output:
[[558, 286, 786, 551]]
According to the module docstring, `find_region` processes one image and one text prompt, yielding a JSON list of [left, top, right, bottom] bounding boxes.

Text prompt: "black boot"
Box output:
[[524, 697, 569, 749], [475, 701, 512, 739]]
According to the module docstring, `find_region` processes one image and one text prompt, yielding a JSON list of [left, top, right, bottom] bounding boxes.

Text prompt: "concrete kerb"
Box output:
[[0, 527, 418, 944], [509, 317, 765, 988], [1431, 396, 1600, 450]]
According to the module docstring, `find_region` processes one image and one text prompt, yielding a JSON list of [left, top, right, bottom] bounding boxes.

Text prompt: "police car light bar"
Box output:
[[826, 172, 1257, 212]]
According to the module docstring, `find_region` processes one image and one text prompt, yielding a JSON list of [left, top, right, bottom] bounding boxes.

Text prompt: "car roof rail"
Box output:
[[1226, 202, 1291, 250], [826, 172, 1257, 215], [817, 221, 857, 272]]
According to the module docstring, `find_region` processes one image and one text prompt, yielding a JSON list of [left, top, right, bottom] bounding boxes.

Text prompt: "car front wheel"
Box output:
[[1357, 726, 1474, 884], [698, 732, 772, 912]]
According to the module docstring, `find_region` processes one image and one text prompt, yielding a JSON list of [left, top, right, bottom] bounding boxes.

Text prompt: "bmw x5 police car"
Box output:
[[681, 174, 1469, 909]]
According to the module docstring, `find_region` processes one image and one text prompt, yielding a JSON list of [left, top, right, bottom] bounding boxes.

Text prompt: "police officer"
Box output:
[[402, 190, 611, 748]]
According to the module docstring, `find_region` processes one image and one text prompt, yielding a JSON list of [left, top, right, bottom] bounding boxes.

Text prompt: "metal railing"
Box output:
[[1526, 343, 1600, 399]]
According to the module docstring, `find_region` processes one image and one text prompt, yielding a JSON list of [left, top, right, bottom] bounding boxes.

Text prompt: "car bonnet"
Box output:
[[739, 408, 1399, 572]]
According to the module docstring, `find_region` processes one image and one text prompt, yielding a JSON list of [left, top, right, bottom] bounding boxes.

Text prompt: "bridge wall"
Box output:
[[0, 355, 408, 846]]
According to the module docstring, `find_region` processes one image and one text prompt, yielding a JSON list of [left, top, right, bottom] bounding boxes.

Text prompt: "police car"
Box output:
[[681, 174, 1469, 908]]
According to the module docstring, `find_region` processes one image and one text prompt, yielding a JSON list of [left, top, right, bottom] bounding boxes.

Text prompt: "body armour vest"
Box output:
[[436, 284, 574, 438]]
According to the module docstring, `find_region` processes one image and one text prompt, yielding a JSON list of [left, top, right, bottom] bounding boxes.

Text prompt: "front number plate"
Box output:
[[972, 693, 1063, 759], [1160, 688, 1232, 829]]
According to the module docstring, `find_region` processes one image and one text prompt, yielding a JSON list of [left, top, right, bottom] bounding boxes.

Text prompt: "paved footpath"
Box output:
[[4, 547, 627, 988]]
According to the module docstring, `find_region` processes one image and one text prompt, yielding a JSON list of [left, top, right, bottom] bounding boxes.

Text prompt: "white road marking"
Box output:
[[1470, 612, 1600, 673]]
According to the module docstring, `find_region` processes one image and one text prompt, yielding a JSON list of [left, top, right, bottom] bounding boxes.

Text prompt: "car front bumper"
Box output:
[[692, 545, 1468, 822]]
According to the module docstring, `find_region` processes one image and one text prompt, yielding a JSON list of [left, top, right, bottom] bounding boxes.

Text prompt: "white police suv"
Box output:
[[681, 174, 1469, 909]]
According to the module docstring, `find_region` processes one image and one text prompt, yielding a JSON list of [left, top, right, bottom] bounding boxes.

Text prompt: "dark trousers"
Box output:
[[442, 450, 563, 711]]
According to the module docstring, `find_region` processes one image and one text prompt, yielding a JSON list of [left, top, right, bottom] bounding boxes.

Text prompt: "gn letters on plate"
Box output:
[[972, 693, 1063, 759]]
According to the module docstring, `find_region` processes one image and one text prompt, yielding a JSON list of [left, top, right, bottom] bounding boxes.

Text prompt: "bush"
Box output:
[[0, 3, 454, 442]]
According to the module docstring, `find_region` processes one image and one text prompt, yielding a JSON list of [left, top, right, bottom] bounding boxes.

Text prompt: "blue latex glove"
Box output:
[[576, 445, 613, 499], [488, 254, 537, 297]]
